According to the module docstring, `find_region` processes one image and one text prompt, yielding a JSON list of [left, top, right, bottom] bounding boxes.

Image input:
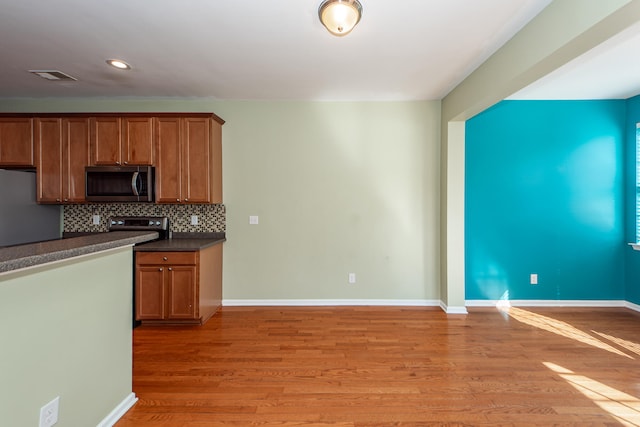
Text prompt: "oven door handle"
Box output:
[[131, 172, 141, 196]]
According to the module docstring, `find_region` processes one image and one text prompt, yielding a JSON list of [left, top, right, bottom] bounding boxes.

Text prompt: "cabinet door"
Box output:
[[155, 117, 182, 203], [35, 118, 63, 203], [91, 117, 121, 165], [167, 266, 197, 319], [182, 117, 211, 203], [210, 120, 223, 204], [122, 117, 154, 165], [136, 266, 166, 320], [0, 118, 34, 167], [63, 118, 90, 202]]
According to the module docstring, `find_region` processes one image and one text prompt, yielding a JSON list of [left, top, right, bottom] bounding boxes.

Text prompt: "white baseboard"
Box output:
[[625, 300, 640, 312], [439, 301, 468, 314], [223, 299, 441, 307], [97, 392, 137, 427], [222, 299, 640, 313], [465, 299, 627, 308]]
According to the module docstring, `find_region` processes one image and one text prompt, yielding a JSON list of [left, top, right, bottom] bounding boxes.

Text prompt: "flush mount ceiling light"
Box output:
[[106, 59, 131, 70], [318, 0, 363, 36]]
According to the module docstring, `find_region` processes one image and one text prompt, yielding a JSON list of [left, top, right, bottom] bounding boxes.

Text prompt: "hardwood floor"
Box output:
[[116, 306, 640, 426]]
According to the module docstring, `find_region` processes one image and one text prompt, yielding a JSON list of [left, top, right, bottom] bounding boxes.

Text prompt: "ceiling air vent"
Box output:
[[28, 70, 77, 81]]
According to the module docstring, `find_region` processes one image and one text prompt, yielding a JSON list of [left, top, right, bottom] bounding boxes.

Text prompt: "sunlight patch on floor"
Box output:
[[544, 362, 640, 427], [592, 330, 640, 357], [498, 307, 633, 359]]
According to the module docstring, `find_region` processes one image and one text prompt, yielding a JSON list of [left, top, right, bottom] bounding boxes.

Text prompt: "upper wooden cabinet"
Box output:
[[156, 116, 222, 204], [91, 116, 154, 166], [35, 117, 90, 203], [0, 112, 224, 205], [0, 118, 34, 167]]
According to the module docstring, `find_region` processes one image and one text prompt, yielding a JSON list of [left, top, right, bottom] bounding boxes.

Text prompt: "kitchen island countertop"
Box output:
[[0, 231, 158, 274]]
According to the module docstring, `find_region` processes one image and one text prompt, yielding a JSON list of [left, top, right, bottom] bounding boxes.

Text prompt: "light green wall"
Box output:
[[0, 99, 441, 302], [221, 101, 440, 301], [0, 247, 134, 427]]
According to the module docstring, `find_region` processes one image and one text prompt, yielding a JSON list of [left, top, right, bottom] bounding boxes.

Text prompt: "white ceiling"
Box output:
[[2, 0, 637, 102], [0, 0, 555, 101]]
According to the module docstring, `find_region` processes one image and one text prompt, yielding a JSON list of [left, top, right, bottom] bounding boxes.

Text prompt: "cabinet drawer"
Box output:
[[136, 251, 197, 266]]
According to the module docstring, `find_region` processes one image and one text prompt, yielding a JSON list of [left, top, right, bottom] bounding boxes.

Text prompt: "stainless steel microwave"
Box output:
[[85, 166, 154, 202]]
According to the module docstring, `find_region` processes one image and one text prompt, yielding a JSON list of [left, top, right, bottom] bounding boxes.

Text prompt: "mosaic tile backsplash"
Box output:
[[64, 204, 226, 233]]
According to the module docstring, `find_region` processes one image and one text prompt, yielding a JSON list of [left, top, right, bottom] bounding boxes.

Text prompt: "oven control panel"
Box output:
[[108, 216, 169, 232]]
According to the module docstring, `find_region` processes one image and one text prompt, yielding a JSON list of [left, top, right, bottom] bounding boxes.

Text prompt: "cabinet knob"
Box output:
[[176, 199, 180, 202], [163, 256, 168, 261], [116, 161, 121, 165], [123, 161, 128, 165], [184, 198, 188, 202], [168, 267, 173, 271], [56, 198, 61, 202], [63, 198, 68, 202], [158, 268, 163, 271]]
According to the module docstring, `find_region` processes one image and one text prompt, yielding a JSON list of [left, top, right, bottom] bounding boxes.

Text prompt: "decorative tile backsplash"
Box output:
[[64, 204, 226, 233]]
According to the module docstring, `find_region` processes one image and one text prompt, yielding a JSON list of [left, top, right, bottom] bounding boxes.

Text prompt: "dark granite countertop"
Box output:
[[0, 231, 158, 274], [134, 233, 226, 252]]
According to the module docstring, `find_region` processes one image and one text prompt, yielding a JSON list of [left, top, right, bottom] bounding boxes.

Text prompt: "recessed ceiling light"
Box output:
[[106, 59, 131, 70]]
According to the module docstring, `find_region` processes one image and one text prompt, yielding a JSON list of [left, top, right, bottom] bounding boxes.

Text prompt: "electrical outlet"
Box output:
[[92, 214, 100, 225], [39, 396, 59, 427], [348, 273, 356, 284], [530, 273, 538, 285], [191, 215, 198, 225], [249, 215, 259, 225]]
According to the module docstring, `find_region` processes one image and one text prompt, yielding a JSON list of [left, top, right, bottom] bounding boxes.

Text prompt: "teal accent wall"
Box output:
[[466, 100, 626, 301], [625, 95, 640, 305]]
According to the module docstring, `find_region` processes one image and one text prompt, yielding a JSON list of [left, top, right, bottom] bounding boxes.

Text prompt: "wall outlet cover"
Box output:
[[249, 215, 259, 225], [191, 215, 198, 225], [39, 396, 59, 427], [92, 214, 100, 225]]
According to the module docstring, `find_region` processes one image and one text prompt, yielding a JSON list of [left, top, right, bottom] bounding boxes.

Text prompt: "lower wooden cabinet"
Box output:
[[135, 244, 222, 325]]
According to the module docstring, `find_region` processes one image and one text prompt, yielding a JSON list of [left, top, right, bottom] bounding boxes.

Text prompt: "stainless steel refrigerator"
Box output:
[[0, 169, 61, 247]]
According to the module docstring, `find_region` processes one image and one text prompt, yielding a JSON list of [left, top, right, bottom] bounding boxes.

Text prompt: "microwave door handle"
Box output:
[[131, 172, 140, 196]]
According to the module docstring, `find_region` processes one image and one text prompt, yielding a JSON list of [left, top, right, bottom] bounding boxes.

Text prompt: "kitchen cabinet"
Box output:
[[35, 117, 90, 203], [91, 116, 154, 166], [155, 116, 222, 204], [135, 244, 222, 324], [0, 117, 34, 167]]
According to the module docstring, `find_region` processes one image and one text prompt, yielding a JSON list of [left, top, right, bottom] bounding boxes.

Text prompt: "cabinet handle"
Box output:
[[158, 268, 163, 271], [163, 256, 168, 261]]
